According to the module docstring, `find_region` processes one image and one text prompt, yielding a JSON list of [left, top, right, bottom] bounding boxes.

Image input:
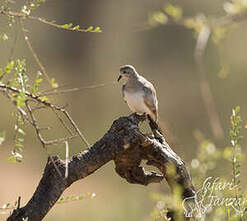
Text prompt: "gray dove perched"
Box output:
[[117, 65, 158, 122]]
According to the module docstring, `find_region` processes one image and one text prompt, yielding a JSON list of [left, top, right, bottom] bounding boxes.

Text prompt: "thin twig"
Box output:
[[16, 197, 21, 210], [65, 141, 69, 179], [0, 22, 19, 81], [0, 83, 90, 146], [47, 154, 63, 179], [61, 109, 90, 148], [194, 26, 224, 140], [52, 109, 74, 135], [8, 22, 19, 61], [25, 100, 78, 146], [42, 81, 118, 96], [1, 10, 101, 33], [25, 100, 46, 147], [19, 19, 52, 87]]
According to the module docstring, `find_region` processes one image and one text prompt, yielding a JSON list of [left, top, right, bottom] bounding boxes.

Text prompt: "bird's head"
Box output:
[[117, 65, 137, 82]]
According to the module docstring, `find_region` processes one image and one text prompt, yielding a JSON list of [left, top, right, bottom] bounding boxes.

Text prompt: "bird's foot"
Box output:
[[132, 113, 147, 121]]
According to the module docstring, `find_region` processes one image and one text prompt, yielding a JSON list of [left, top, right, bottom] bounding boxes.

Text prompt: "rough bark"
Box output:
[[7, 114, 195, 221]]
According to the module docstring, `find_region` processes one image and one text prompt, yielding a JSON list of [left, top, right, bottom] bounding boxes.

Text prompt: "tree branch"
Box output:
[[194, 26, 224, 140], [7, 114, 195, 221]]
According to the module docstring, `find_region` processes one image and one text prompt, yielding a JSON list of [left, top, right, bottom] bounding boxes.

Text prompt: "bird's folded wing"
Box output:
[[143, 85, 158, 122]]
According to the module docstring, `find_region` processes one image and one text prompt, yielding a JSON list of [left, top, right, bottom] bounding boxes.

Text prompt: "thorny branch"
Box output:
[[0, 83, 90, 148], [6, 114, 195, 221]]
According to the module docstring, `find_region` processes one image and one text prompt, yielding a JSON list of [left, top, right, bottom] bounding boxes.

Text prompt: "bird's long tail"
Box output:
[[147, 115, 163, 135], [147, 115, 177, 145]]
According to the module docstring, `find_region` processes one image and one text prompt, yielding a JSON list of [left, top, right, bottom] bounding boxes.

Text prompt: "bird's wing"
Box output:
[[122, 84, 127, 103], [142, 83, 158, 122]]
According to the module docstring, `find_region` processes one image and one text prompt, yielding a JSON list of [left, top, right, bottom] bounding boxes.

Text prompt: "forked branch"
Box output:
[[7, 114, 195, 221]]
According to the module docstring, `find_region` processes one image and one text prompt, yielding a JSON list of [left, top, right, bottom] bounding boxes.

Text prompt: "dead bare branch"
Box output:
[[7, 114, 195, 221], [0, 82, 89, 147]]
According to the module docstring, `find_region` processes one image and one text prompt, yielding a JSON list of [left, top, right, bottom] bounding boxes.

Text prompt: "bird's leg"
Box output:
[[132, 112, 147, 121], [132, 113, 155, 138], [147, 115, 163, 137], [132, 113, 163, 139]]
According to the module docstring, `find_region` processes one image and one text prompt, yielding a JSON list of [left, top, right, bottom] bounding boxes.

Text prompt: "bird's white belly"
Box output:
[[124, 91, 150, 115]]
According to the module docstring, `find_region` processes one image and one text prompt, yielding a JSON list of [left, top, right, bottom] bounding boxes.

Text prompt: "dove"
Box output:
[[117, 65, 158, 122]]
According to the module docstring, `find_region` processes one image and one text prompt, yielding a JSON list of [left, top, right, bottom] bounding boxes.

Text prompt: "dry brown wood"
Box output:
[[7, 114, 195, 221]]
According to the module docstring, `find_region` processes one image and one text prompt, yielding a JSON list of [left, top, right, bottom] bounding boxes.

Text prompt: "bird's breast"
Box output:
[[124, 91, 149, 114]]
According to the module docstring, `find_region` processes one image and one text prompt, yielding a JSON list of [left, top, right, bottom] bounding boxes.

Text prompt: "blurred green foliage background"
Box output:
[[1, 0, 247, 220]]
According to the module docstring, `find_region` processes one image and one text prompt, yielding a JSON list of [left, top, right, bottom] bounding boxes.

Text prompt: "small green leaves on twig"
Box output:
[[20, 0, 46, 16], [230, 105, 243, 211], [148, 12, 168, 26], [230, 106, 243, 146], [0, 33, 8, 40], [31, 71, 43, 93], [8, 151, 23, 163], [56, 23, 102, 33], [57, 192, 96, 204], [163, 4, 182, 21], [0, 60, 14, 81], [85, 26, 101, 32], [8, 112, 25, 163], [148, 4, 183, 27]]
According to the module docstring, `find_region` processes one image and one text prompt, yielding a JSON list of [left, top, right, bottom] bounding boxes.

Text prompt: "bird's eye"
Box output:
[[123, 71, 126, 74]]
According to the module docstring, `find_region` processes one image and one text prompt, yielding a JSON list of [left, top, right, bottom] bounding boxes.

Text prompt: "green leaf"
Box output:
[[17, 137, 24, 142], [8, 156, 17, 163], [86, 26, 93, 32], [0, 33, 8, 41], [0, 68, 3, 77], [61, 23, 73, 29], [235, 106, 240, 114], [72, 25, 80, 30], [229, 130, 235, 139], [39, 96, 50, 102], [8, 151, 23, 163], [51, 78, 58, 89], [17, 128, 26, 135], [150, 12, 168, 25], [235, 116, 241, 124], [16, 157, 23, 163], [70, 195, 76, 201], [16, 91, 26, 107], [17, 147, 23, 153], [5, 60, 15, 74], [15, 142, 24, 148], [164, 4, 182, 20], [93, 27, 101, 32], [32, 71, 43, 93], [0, 131, 5, 145]]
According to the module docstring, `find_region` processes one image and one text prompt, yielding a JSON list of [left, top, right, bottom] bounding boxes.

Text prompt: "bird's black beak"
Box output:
[[117, 75, 122, 82]]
